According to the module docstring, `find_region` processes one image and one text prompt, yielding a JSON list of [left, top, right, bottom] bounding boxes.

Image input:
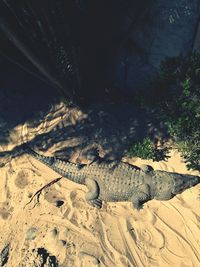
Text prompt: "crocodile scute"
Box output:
[[23, 144, 200, 209]]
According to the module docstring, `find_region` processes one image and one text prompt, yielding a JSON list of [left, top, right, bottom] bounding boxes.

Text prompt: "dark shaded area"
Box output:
[[1, 0, 200, 105], [78, 0, 152, 101], [0, 0, 199, 166], [0, 92, 168, 168], [0, 0, 165, 163], [37, 247, 58, 266], [0, 243, 10, 266], [0, 51, 167, 165], [0, 57, 60, 131], [55, 200, 64, 207], [0, 0, 152, 104], [0, 0, 81, 102]]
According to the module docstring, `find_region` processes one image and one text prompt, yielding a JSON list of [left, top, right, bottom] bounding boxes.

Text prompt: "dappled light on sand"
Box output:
[[0, 102, 199, 266]]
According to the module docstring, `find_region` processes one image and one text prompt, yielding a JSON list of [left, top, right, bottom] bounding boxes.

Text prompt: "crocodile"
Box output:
[[22, 144, 200, 209]]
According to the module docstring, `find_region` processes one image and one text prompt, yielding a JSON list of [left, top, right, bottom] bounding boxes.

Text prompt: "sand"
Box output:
[[0, 102, 199, 267]]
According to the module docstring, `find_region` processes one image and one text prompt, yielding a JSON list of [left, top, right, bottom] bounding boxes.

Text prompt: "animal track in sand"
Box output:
[[0, 202, 14, 220], [14, 170, 29, 189], [0, 209, 10, 220], [79, 251, 100, 265], [98, 213, 127, 255], [18, 247, 58, 267], [43, 187, 64, 206], [45, 226, 76, 264], [126, 214, 165, 260], [69, 190, 87, 209]]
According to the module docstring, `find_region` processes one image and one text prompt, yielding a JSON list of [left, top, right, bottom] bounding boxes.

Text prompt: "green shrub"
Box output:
[[175, 139, 200, 171], [127, 138, 169, 161], [59, 96, 72, 106], [142, 52, 200, 170]]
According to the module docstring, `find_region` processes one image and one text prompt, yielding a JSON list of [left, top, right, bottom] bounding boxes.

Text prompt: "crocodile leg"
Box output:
[[85, 178, 102, 208], [131, 184, 151, 210]]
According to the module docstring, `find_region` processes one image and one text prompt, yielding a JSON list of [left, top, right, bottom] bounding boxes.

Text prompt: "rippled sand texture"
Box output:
[[0, 102, 199, 267]]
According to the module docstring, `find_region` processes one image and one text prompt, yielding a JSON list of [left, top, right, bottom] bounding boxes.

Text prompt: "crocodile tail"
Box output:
[[22, 143, 85, 185], [22, 143, 54, 166]]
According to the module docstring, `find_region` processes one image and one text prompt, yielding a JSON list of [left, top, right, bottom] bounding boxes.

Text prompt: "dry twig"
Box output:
[[24, 176, 63, 209]]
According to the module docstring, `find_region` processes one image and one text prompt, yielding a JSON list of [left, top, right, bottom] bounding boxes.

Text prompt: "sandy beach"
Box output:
[[0, 102, 199, 267]]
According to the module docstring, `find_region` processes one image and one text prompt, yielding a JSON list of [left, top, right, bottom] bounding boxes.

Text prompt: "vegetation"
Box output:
[[138, 52, 200, 170], [59, 96, 73, 107], [127, 137, 169, 161], [175, 139, 200, 170]]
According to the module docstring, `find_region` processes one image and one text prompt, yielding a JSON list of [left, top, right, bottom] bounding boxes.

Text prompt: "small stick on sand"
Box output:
[[24, 177, 63, 209]]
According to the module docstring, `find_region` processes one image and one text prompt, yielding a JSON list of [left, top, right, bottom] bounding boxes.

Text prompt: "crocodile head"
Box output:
[[151, 170, 199, 200]]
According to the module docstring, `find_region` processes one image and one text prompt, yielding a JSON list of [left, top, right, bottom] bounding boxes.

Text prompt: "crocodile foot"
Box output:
[[131, 184, 151, 210], [85, 178, 101, 208], [88, 199, 102, 209]]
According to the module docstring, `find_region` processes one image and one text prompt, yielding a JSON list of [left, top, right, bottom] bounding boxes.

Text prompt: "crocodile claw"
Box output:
[[89, 199, 102, 209]]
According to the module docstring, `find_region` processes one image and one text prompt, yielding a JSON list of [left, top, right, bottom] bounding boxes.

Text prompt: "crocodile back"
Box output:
[[80, 162, 145, 201]]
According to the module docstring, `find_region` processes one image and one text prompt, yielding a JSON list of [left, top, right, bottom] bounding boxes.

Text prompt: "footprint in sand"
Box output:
[[127, 218, 165, 257], [69, 190, 86, 209], [14, 170, 29, 189], [79, 252, 100, 266], [43, 188, 65, 207], [50, 228, 59, 238], [18, 247, 58, 267], [45, 227, 76, 263], [0, 202, 14, 220], [0, 209, 10, 220]]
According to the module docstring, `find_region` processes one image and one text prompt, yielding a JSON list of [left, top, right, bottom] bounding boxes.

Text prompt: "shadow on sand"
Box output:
[[0, 60, 169, 166]]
